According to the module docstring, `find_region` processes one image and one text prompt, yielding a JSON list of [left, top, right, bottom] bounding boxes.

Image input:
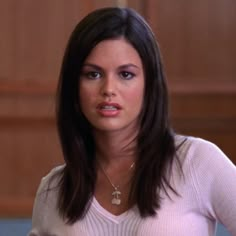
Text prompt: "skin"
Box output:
[[79, 38, 145, 215], [79, 38, 144, 135]]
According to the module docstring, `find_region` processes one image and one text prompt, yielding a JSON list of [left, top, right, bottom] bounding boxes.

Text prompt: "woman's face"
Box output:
[[79, 38, 144, 134]]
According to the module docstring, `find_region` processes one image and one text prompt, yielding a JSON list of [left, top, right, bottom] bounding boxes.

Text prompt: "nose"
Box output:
[[100, 76, 116, 98]]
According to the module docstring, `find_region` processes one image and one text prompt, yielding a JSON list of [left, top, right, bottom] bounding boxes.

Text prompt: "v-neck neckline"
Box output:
[[92, 197, 137, 224]]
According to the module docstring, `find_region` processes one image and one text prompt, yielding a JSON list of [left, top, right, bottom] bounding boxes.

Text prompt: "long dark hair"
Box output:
[[56, 7, 177, 224]]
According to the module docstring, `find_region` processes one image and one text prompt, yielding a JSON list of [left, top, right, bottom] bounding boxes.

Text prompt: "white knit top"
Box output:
[[28, 136, 236, 236]]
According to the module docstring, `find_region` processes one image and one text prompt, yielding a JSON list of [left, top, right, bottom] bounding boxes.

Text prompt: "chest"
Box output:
[[62, 196, 216, 236]]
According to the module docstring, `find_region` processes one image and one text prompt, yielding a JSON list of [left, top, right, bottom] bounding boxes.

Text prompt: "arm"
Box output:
[[28, 166, 65, 236], [190, 138, 236, 234], [28, 177, 48, 236]]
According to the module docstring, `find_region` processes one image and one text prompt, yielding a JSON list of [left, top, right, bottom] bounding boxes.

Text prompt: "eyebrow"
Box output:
[[82, 63, 140, 70]]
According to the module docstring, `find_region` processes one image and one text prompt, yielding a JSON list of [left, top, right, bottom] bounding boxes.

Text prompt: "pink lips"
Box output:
[[96, 102, 122, 117]]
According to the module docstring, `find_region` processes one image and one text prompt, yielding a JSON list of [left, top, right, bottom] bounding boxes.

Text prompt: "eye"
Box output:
[[120, 71, 135, 80], [82, 71, 101, 80]]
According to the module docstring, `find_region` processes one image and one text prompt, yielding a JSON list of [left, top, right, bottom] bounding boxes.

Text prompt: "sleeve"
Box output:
[[27, 166, 64, 236], [189, 138, 236, 235], [27, 176, 49, 236]]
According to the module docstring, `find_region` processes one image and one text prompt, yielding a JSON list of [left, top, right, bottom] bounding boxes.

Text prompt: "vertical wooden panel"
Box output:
[[0, 0, 94, 83], [146, 0, 236, 85]]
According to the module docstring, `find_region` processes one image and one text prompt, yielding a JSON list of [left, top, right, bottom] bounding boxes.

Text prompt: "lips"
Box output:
[[96, 102, 122, 117]]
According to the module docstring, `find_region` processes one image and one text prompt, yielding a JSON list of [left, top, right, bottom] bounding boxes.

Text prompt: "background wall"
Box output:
[[0, 0, 235, 217]]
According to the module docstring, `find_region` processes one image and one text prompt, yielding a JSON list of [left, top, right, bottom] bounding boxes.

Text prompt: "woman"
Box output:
[[29, 7, 236, 236]]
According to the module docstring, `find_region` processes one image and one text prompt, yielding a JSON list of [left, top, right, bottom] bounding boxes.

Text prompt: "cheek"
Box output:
[[79, 86, 95, 112], [80, 82, 97, 101], [125, 85, 144, 110]]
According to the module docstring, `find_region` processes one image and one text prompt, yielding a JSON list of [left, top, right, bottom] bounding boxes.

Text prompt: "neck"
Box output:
[[93, 129, 138, 166], [93, 129, 137, 210]]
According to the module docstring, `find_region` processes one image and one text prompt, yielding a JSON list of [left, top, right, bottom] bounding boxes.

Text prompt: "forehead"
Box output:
[[84, 38, 142, 65]]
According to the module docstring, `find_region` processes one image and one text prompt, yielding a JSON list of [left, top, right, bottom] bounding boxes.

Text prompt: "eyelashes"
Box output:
[[120, 71, 135, 80], [82, 71, 101, 80], [81, 71, 136, 80]]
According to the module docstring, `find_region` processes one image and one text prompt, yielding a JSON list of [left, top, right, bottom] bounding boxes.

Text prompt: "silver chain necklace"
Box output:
[[99, 161, 135, 205]]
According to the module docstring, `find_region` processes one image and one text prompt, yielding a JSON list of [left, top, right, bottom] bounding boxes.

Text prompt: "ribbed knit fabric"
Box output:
[[28, 136, 236, 236]]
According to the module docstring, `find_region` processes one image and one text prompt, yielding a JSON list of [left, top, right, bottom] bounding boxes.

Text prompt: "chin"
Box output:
[[92, 121, 139, 134]]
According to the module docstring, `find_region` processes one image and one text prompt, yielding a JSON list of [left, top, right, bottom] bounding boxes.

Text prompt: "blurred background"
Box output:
[[0, 0, 235, 235]]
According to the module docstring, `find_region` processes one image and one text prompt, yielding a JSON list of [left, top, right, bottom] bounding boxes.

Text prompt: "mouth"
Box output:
[[96, 102, 122, 116], [99, 105, 119, 110], [97, 102, 122, 110]]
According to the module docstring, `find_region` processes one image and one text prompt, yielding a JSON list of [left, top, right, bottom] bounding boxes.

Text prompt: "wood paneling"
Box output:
[[170, 91, 236, 163], [0, 92, 62, 217], [0, 0, 93, 83], [0, 0, 235, 217], [146, 0, 236, 163], [147, 0, 236, 84], [0, 0, 120, 218]]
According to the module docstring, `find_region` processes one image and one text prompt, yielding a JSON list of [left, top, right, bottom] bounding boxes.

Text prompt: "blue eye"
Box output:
[[120, 71, 135, 80]]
